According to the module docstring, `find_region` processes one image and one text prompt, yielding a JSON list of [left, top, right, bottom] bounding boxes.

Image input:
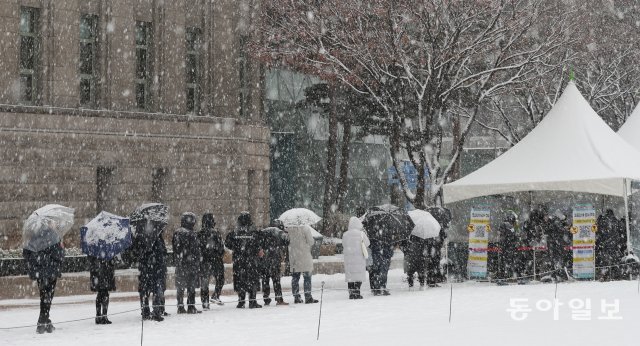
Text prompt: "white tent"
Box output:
[[618, 102, 640, 151], [443, 82, 640, 251]]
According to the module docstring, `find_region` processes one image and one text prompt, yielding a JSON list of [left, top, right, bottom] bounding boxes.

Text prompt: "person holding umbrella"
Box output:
[[342, 217, 370, 299], [363, 205, 415, 296], [172, 212, 202, 314], [131, 204, 169, 321], [259, 219, 290, 306], [81, 211, 133, 325], [22, 204, 74, 334], [279, 208, 322, 304], [198, 213, 226, 308]]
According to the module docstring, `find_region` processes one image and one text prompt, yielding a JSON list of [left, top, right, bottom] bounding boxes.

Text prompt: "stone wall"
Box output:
[[0, 0, 270, 249], [0, 108, 270, 248]]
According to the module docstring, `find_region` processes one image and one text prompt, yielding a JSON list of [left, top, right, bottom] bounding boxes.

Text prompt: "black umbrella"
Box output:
[[362, 204, 415, 243], [130, 203, 169, 224]]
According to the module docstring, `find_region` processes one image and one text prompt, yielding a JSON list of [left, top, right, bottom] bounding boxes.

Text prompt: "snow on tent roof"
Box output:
[[443, 82, 640, 204], [618, 103, 640, 152]]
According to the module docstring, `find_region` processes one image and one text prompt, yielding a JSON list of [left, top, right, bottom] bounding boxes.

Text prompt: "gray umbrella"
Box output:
[[23, 204, 75, 251]]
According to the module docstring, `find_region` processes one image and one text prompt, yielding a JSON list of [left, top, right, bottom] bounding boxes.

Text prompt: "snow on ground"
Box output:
[[1, 270, 639, 346]]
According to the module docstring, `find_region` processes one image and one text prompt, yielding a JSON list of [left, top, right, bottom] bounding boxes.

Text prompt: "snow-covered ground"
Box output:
[[1, 269, 639, 346]]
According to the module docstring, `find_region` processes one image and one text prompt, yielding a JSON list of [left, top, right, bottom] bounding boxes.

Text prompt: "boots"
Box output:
[[36, 315, 47, 334], [211, 294, 224, 306], [305, 296, 319, 304], [276, 298, 289, 306], [177, 305, 187, 314], [187, 306, 202, 314], [237, 292, 246, 308], [263, 298, 272, 306], [248, 292, 262, 308], [293, 295, 304, 304]]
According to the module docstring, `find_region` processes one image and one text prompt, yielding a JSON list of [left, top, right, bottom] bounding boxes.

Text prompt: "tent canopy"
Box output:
[[618, 103, 640, 151], [443, 82, 640, 204]]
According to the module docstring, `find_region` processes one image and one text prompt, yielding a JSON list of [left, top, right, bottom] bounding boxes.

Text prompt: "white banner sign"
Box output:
[[571, 204, 596, 279], [468, 207, 491, 279]]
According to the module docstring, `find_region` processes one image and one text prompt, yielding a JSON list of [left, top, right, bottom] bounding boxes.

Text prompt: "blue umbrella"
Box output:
[[81, 211, 132, 260]]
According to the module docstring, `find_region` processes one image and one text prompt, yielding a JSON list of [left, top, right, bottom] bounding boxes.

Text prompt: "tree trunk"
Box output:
[[336, 119, 352, 213], [450, 112, 462, 181], [321, 83, 339, 234]]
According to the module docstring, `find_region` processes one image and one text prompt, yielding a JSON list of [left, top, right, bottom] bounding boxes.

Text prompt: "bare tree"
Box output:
[[256, 0, 571, 208]]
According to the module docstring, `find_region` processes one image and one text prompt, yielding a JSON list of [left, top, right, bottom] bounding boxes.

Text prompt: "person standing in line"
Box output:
[[199, 213, 226, 308], [134, 219, 167, 322], [23, 238, 64, 333], [287, 224, 319, 304], [342, 217, 370, 299], [260, 219, 290, 306], [496, 211, 519, 286], [88, 255, 117, 324], [172, 212, 202, 314], [226, 212, 264, 309]]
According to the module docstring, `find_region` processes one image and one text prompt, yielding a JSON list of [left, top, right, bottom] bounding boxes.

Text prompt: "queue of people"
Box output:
[[491, 206, 630, 285]]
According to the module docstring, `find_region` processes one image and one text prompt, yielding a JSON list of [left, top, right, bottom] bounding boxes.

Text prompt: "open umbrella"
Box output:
[[362, 204, 415, 242], [23, 204, 75, 252], [408, 209, 441, 239], [279, 208, 322, 227], [130, 203, 169, 224], [81, 211, 132, 260]]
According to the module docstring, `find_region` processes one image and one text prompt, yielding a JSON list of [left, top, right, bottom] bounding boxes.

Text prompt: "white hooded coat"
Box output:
[[287, 225, 315, 273], [342, 217, 370, 282]]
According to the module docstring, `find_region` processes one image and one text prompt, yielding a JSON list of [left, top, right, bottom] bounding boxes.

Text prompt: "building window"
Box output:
[[135, 21, 152, 110], [151, 168, 168, 202], [185, 27, 201, 114], [19, 7, 40, 103], [79, 14, 98, 106], [96, 166, 115, 213], [238, 34, 250, 117]]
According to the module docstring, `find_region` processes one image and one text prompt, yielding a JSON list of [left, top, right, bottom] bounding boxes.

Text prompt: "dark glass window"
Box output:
[[79, 14, 98, 106], [135, 21, 152, 110], [185, 27, 201, 114], [238, 34, 250, 117], [19, 7, 39, 103]]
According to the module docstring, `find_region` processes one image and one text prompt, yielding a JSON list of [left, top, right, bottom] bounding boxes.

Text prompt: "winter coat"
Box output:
[[89, 256, 116, 292], [23, 242, 64, 284], [172, 227, 202, 288], [596, 212, 627, 266], [499, 222, 519, 252], [401, 235, 428, 274], [259, 227, 289, 276], [342, 217, 370, 282], [198, 227, 225, 276], [135, 231, 167, 293], [287, 225, 315, 273], [545, 217, 570, 254], [226, 225, 262, 292]]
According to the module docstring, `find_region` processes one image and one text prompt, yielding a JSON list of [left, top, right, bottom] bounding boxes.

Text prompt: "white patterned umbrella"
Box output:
[[279, 208, 322, 227]]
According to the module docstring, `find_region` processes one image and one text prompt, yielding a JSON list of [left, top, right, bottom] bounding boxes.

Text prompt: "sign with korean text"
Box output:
[[468, 206, 491, 279], [571, 204, 596, 279]]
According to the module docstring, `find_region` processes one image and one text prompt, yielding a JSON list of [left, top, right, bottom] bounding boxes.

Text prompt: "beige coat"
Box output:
[[287, 225, 315, 273]]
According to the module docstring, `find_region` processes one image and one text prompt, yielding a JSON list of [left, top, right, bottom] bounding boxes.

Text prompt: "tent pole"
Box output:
[[623, 178, 632, 255]]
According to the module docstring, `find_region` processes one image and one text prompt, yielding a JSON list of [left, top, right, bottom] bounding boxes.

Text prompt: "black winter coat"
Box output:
[[198, 227, 225, 276], [259, 227, 289, 276], [23, 243, 65, 284], [135, 234, 167, 293], [226, 226, 262, 292], [172, 227, 202, 288], [596, 213, 626, 263], [401, 235, 428, 274], [499, 222, 519, 252], [89, 256, 116, 292]]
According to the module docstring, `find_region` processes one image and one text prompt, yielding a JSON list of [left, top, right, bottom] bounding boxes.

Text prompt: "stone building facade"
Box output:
[[0, 0, 270, 249]]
